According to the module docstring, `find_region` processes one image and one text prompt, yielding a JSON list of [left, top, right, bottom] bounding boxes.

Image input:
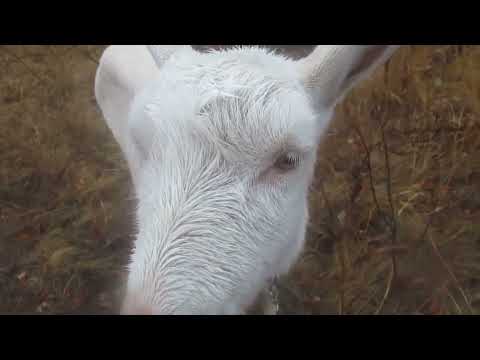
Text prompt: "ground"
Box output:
[[1, 45, 480, 315]]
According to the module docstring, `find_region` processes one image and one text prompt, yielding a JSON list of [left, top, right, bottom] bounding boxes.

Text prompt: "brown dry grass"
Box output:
[[0, 45, 131, 313], [1, 45, 480, 314]]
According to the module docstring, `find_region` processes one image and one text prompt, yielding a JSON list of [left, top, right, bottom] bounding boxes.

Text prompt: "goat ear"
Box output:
[[95, 45, 159, 159], [297, 45, 400, 108], [95, 45, 188, 174]]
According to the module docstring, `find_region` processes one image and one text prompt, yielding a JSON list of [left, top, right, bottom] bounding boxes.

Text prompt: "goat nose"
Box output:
[[122, 305, 153, 315], [121, 301, 153, 315]]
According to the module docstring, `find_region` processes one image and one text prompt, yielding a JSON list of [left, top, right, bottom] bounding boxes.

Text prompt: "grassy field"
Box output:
[[1, 45, 480, 314]]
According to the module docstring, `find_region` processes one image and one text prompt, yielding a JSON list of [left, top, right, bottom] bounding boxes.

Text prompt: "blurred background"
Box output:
[[1, 45, 480, 314]]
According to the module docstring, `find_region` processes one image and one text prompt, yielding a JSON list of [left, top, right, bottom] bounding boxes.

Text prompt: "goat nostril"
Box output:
[[135, 306, 152, 315], [123, 306, 152, 315], [121, 301, 153, 315]]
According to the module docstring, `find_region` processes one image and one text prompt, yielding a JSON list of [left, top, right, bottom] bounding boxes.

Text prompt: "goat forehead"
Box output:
[[144, 88, 317, 163], [197, 89, 316, 155], [170, 46, 299, 81], [142, 51, 318, 157]]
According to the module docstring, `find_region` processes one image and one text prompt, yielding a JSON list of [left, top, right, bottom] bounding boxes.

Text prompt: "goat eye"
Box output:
[[274, 152, 300, 172]]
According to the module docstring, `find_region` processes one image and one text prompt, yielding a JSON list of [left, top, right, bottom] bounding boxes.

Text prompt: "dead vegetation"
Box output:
[[1, 45, 480, 314], [0, 45, 131, 313]]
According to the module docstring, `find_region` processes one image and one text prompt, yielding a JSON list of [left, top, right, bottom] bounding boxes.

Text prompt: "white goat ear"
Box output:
[[297, 45, 401, 108], [95, 45, 159, 157], [95, 45, 189, 174]]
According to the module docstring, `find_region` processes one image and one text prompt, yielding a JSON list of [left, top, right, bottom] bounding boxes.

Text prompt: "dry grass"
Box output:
[[1, 45, 480, 314], [288, 45, 480, 315], [0, 45, 132, 313]]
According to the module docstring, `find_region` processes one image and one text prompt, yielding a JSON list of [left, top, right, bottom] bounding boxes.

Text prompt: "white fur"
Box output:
[[95, 45, 400, 314]]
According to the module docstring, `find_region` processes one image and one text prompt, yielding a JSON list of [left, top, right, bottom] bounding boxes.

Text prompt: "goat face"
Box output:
[[95, 45, 400, 314]]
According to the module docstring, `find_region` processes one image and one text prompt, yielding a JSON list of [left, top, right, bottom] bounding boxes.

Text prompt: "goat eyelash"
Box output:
[[273, 151, 302, 172]]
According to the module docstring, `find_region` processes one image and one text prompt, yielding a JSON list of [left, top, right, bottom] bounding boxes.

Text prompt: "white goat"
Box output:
[[95, 45, 400, 315]]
